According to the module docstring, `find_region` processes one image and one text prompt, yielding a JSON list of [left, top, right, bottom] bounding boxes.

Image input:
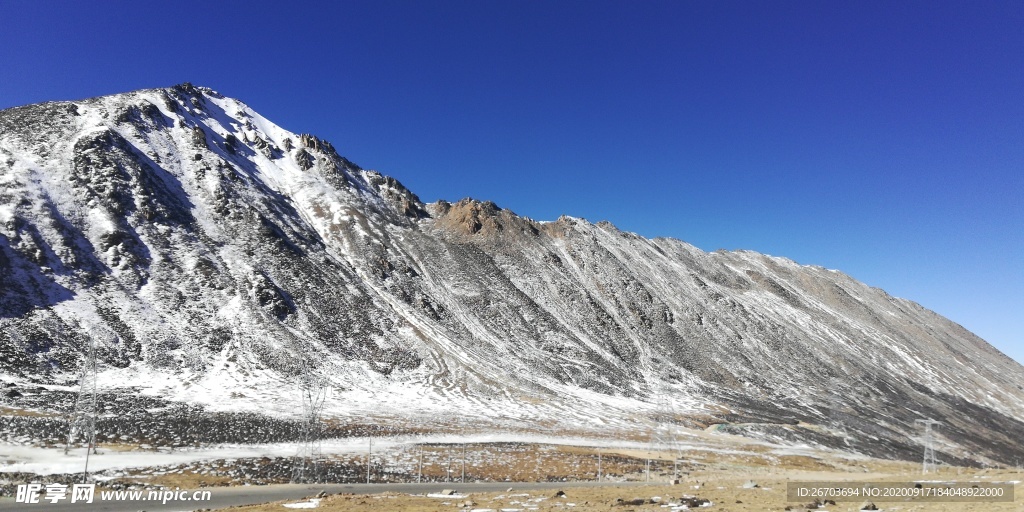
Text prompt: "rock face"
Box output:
[[1, 84, 1023, 465]]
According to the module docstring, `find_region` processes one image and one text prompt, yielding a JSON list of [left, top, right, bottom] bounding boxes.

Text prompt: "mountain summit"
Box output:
[[1, 84, 1022, 465]]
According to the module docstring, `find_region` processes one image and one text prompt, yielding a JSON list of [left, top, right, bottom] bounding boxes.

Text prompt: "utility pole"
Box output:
[[830, 379, 850, 438], [649, 370, 682, 482], [597, 451, 602, 482], [291, 334, 327, 484], [915, 419, 942, 474], [65, 334, 99, 484], [447, 444, 453, 482], [292, 382, 327, 483], [417, 445, 424, 483], [536, 444, 544, 479], [366, 436, 372, 484], [461, 443, 467, 483]]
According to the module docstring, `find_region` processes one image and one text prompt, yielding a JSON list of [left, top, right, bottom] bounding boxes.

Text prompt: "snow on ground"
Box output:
[[6, 84, 1023, 473], [0, 431, 807, 476], [282, 498, 321, 508]]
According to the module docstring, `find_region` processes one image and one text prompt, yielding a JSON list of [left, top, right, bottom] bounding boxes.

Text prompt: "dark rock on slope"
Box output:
[[1, 84, 1022, 466]]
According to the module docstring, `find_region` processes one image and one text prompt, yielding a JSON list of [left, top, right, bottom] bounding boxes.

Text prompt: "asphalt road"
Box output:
[[0, 480, 648, 512]]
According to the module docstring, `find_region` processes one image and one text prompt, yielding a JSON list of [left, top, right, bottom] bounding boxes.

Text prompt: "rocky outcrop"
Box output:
[[431, 198, 540, 239], [1, 84, 1023, 466]]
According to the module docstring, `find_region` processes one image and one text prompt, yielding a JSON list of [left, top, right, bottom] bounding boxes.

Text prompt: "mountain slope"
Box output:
[[1, 84, 1022, 466]]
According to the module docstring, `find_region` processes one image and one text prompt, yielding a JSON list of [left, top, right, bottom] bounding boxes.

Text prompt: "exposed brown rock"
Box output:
[[432, 198, 540, 239]]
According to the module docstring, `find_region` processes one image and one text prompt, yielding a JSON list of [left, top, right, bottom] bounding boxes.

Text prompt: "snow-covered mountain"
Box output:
[[2, 84, 1022, 466]]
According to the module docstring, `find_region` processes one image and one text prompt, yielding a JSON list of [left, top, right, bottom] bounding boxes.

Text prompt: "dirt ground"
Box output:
[[227, 458, 1023, 512], [6, 429, 1020, 511]]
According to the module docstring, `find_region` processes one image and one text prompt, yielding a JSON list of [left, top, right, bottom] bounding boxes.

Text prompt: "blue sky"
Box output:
[[2, 1, 1021, 364]]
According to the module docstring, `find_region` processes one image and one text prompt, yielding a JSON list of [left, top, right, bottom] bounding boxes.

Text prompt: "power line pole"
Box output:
[[447, 444, 453, 482], [291, 345, 327, 484], [366, 436, 372, 484], [533, 445, 541, 481], [915, 419, 942, 474], [417, 445, 424, 483], [649, 370, 682, 481], [829, 378, 848, 437], [65, 334, 99, 483]]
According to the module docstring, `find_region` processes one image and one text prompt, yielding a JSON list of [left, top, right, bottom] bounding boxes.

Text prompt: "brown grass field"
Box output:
[[215, 445, 1022, 512], [228, 473, 1023, 512]]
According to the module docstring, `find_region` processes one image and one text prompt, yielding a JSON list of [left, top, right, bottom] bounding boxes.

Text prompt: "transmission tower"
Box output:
[[648, 373, 684, 480], [915, 419, 941, 474], [64, 335, 99, 483], [291, 342, 327, 484], [828, 379, 850, 439]]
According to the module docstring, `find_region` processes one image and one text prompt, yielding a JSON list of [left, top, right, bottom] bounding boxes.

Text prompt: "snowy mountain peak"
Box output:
[[2, 85, 1024, 466]]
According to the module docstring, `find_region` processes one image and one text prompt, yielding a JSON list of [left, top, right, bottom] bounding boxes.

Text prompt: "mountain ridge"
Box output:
[[2, 84, 1023, 467]]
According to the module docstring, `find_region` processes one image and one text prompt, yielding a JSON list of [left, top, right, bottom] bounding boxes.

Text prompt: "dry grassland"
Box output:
[[223, 448, 1022, 512]]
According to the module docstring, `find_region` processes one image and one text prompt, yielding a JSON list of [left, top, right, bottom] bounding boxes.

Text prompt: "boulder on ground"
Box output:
[[615, 498, 647, 506], [680, 496, 711, 508]]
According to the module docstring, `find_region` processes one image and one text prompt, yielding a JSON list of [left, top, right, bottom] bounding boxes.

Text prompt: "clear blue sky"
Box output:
[[2, 1, 1021, 364]]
